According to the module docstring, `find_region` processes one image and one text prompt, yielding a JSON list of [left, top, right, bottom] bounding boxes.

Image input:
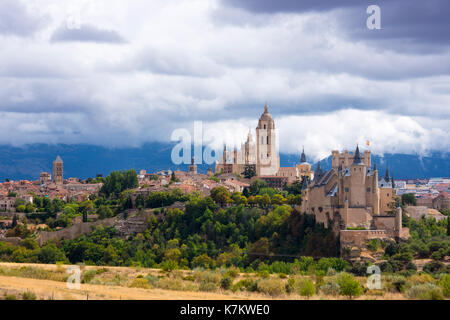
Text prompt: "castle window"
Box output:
[[267, 136, 269, 144], [367, 187, 371, 192], [387, 193, 389, 197], [264, 124, 266, 129], [345, 187, 349, 192]]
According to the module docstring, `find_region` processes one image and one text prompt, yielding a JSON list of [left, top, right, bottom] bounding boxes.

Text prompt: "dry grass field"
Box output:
[[0, 262, 435, 300]]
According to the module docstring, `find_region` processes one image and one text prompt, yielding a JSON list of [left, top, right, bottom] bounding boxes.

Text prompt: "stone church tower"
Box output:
[[53, 155, 63, 185], [256, 104, 280, 176]]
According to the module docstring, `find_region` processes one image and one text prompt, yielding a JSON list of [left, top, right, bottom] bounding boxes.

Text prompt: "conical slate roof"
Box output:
[[300, 147, 307, 163], [301, 176, 309, 189], [54, 155, 63, 163], [315, 162, 323, 180], [352, 145, 364, 165]]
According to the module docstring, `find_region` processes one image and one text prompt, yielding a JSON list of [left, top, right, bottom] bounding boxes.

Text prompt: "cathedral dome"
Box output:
[[259, 104, 273, 121]]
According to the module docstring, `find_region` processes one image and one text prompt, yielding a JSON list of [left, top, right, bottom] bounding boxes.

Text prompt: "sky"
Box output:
[[1, 0, 449, 161]]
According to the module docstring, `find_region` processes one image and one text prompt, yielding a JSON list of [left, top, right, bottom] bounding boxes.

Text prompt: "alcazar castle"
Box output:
[[215, 105, 410, 256]]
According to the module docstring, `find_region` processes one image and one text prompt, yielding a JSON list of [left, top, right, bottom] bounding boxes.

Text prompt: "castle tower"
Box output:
[[207, 166, 213, 176], [188, 157, 197, 174], [53, 155, 63, 185], [256, 104, 279, 176], [372, 163, 380, 215], [349, 145, 367, 207]]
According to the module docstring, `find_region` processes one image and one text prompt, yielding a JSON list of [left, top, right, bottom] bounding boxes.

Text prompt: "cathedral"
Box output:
[[215, 105, 313, 183], [215, 104, 280, 177]]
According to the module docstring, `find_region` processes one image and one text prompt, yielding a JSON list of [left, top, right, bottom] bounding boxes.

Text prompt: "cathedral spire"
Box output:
[[385, 168, 390, 182], [300, 146, 307, 163]]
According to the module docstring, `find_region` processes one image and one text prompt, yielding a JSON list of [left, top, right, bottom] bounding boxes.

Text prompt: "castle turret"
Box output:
[[349, 145, 367, 207], [395, 206, 402, 238]]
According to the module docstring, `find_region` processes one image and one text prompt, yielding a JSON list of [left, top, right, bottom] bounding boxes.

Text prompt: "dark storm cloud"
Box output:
[[223, 0, 366, 13], [50, 23, 126, 44], [0, 0, 47, 36], [222, 0, 450, 50]]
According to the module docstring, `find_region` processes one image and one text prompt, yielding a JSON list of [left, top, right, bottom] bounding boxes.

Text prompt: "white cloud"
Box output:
[[0, 0, 448, 158]]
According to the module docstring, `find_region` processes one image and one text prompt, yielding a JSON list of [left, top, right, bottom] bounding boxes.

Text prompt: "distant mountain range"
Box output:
[[0, 143, 448, 181]]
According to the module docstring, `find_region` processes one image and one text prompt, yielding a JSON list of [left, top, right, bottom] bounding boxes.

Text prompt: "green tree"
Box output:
[[191, 254, 214, 269], [12, 214, 18, 228], [242, 165, 256, 179], [337, 273, 362, 299], [249, 179, 267, 195], [38, 242, 67, 264], [97, 205, 113, 219], [284, 180, 303, 195], [210, 187, 232, 207], [402, 193, 417, 206]]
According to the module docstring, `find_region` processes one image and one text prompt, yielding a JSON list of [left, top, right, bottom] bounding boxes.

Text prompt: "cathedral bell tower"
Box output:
[[256, 104, 280, 176]]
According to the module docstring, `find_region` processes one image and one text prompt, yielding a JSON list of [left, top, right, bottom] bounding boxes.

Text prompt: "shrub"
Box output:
[[406, 274, 435, 287], [405, 262, 417, 271], [96, 267, 109, 275], [326, 268, 336, 276], [257, 279, 286, 297], [391, 276, 407, 293], [223, 267, 239, 278], [233, 279, 258, 292], [257, 270, 270, 279], [423, 261, 445, 274], [199, 281, 218, 292], [145, 274, 159, 286], [367, 239, 379, 252], [4, 294, 17, 300], [81, 269, 97, 284], [193, 270, 221, 284], [406, 283, 444, 300], [220, 276, 232, 290], [336, 273, 362, 299], [278, 273, 288, 279], [320, 282, 340, 296], [155, 278, 183, 291], [160, 259, 179, 272], [22, 291, 36, 300], [298, 278, 315, 298], [439, 274, 450, 297], [129, 277, 151, 289]]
